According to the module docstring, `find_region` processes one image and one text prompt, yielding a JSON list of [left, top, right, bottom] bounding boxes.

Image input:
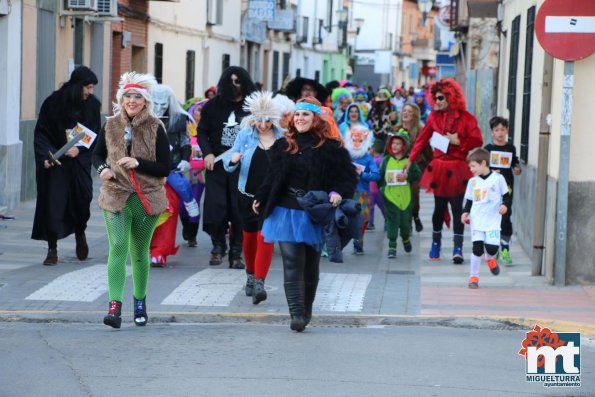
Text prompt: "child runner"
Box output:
[[462, 148, 511, 289], [379, 131, 421, 258], [483, 116, 521, 264]]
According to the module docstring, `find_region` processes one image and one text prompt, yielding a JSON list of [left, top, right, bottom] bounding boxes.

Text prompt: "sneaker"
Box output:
[[133, 296, 148, 326], [486, 257, 500, 275], [103, 300, 122, 329], [429, 242, 441, 260], [413, 217, 423, 232], [252, 278, 267, 304], [184, 199, 200, 217], [188, 238, 197, 248], [321, 248, 328, 257], [403, 239, 412, 253], [353, 241, 364, 255], [366, 223, 375, 231], [468, 276, 479, 289], [388, 249, 397, 258], [150, 255, 166, 267], [209, 253, 223, 266], [229, 257, 245, 269], [245, 273, 255, 296], [452, 247, 464, 264], [501, 248, 512, 265]]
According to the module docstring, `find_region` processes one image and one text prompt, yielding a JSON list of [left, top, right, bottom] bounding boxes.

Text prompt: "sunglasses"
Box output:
[[435, 95, 446, 102], [123, 93, 144, 100]]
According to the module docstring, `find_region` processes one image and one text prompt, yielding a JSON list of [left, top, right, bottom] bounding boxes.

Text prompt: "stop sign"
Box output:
[[535, 0, 595, 61]]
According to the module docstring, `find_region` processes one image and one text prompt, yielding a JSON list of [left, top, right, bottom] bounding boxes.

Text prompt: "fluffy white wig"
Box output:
[[111, 72, 158, 117], [272, 94, 296, 116], [240, 91, 283, 130]]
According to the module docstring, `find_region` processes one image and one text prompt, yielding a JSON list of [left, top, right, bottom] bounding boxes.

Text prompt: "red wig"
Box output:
[[285, 97, 339, 154], [428, 78, 467, 112]]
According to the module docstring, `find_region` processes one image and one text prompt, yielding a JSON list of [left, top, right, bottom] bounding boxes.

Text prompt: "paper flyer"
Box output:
[[429, 131, 449, 153]]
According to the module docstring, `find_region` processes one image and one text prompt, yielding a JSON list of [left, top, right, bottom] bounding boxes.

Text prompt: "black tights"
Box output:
[[278, 242, 321, 284], [472, 241, 499, 257], [433, 195, 464, 235]]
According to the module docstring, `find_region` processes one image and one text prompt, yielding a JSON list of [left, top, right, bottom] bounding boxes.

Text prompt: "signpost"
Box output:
[[534, 0, 595, 285]]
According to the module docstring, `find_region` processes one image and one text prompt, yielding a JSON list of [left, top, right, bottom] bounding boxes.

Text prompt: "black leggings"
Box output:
[[433, 195, 464, 235], [472, 241, 499, 257]]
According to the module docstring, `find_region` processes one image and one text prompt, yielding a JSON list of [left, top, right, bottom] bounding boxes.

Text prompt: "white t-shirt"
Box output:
[[464, 172, 509, 231]]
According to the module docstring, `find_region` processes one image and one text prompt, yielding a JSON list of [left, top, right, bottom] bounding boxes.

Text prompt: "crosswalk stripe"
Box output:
[[315, 273, 372, 312], [161, 268, 245, 307], [25, 264, 129, 302]]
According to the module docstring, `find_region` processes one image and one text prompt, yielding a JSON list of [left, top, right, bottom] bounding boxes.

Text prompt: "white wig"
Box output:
[[111, 72, 158, 117], [240, 91, 283, 130], [272, 94, 295, 116]]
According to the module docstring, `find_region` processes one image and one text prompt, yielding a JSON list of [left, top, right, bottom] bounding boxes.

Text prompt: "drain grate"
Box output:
[[387, 270, 415, 275]]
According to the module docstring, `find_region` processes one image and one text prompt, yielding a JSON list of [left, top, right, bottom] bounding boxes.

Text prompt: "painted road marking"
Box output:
[[545, 16, 595, 33], [25, 264, 129, 302], [315, 273, 372, 312], [161, 268, 245, 307]]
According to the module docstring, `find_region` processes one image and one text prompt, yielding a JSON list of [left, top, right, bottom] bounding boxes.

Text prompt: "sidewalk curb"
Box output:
[[2, 310, 594, 335]]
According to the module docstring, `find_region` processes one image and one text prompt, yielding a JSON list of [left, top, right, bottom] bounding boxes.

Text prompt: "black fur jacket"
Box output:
[[255, 132, 358, 219]]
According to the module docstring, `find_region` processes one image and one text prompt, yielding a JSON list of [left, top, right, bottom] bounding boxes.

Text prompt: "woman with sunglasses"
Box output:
[[405, 78, 483, 264], [223, 91, 285, 304], [92, 72, 170, 328]]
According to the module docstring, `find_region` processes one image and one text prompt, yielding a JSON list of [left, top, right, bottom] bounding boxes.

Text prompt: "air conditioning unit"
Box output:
[[206, 0, 222, 26], [65, 0, 97, 11], [312, 36, 322, 45], [295, 35, 307, 44], [96, 0, 117, 16]]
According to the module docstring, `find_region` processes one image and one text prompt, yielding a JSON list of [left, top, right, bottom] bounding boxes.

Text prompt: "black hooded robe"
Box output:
[[31, 91, 101, 242]]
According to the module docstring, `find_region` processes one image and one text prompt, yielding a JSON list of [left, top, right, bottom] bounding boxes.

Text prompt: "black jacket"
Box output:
[[255, 133, 358, 219], [197, 96, 249, 157]]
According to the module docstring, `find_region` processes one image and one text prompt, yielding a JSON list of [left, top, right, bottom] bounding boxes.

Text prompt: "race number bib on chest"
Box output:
[[386, 170, 406, 186], [489, 151, 512, 168]]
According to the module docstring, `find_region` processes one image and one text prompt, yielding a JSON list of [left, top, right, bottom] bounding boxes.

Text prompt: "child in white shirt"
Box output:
[[461, 148, 511, 289]]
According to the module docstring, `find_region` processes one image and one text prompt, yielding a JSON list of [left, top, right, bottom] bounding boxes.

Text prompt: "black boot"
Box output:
[[75, 232, 88, 260], [103, 300, 122, 329], [284, 281, 306, 332], [134, 296, 148, 326], [43, 248, 58, 266], [253, 278, 267, 304], [304, 280, 319, 326]]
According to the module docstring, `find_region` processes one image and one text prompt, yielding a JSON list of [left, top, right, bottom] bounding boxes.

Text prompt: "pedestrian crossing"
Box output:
[[22, 266, 374, 313]]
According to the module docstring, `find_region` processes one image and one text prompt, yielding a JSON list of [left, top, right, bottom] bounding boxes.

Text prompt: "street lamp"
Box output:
[[417, 0, 433, 24], [353, 17, 364, 35], [336, 8, 348, 48]]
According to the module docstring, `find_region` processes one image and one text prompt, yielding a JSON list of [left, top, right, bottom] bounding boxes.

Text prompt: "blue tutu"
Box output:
[[261, 206, 325, 251]]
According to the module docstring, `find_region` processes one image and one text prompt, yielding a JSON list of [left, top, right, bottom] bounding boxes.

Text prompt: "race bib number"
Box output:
[[473, 188, 488, 203], [489, 151, 512, 168], [386, 170, 406, 186]]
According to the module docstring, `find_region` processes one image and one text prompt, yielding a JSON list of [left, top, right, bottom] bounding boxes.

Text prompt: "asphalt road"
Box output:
[[1, 322, 593, 397]]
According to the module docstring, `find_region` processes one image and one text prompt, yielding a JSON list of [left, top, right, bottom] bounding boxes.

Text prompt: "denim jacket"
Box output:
[[223, 126, 283, 193]]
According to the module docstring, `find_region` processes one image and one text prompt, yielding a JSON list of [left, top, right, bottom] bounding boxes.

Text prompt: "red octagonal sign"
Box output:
[[535, 0, 595, 61]]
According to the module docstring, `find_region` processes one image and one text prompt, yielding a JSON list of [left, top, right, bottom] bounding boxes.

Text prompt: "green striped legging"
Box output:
[[103, 194, 159, 302]]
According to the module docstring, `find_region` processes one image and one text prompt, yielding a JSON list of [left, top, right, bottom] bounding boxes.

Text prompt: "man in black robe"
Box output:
[[198, 66, 256, 268], [32, 66, 101, 265]]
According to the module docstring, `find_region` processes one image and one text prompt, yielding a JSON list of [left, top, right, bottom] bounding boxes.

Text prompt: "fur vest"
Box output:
[[98, 109, 168, 215]]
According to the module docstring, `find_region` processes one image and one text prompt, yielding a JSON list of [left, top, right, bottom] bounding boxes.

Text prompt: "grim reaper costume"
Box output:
[[32, 66, 101, 265], [197, 66, 256, 268]]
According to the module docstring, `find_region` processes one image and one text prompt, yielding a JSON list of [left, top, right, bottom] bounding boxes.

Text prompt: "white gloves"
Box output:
[[177, 160, 192, 173], [184, 198, 200, 217]]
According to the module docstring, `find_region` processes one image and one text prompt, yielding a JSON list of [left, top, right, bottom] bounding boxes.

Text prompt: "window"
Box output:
[[314, 70, 320, 82], [520, 6, 535, 163], [185, 50, 195, 101], [154, 43, 163, 84], [74, 18, 84, 67], [282, 52, 290, 83], [295, 68, 301, 78], [506, 16, 520, 143], [272, 51, 280, 92], [325, 0, 333, 31], [222, 53, 230, 72]]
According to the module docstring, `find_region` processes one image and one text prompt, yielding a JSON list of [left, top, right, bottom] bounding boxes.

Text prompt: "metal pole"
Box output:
[[554, 60, 573, 286], [532, 54, 553, 277]]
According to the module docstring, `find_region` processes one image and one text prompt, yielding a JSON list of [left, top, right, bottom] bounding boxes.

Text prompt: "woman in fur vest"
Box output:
[[253, 97, 357, 332], [92, 72, 170, 329]]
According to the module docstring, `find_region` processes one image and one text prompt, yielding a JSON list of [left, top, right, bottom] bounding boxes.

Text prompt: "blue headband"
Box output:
[[295, 102, 321, 114]]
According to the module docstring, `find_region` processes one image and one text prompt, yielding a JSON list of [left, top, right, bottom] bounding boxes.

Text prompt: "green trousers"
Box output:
[[384, 199, 412, 249]]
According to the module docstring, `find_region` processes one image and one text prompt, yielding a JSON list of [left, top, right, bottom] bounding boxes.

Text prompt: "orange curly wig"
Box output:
[[428, 78, 467, 112]]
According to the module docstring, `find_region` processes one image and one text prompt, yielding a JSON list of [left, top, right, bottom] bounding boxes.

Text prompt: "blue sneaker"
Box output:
[[452, 247, 464, 264], [388, 249, 397, 258], [429, 242, 441, 260], [403, 239, 412, 253]]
